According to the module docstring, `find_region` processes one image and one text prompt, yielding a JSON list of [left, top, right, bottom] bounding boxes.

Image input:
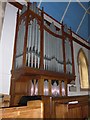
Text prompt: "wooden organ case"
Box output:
[[10, 3, 75, 106]]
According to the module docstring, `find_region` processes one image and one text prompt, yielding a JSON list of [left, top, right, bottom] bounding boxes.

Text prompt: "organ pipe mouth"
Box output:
[[29, 79, 66, 97]]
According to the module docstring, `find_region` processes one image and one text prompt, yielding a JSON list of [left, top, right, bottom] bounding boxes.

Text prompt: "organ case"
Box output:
[[10, 3, 75, 106]]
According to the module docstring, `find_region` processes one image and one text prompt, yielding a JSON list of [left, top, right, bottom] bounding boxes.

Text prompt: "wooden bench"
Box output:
[[0, 100, 43, 118], [0, 95, 89, 119]]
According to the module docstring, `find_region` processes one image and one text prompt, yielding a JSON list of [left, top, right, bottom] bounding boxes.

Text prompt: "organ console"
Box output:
[[10, 2, 75, 106]]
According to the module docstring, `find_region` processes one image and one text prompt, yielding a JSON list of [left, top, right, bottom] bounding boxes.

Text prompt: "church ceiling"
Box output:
[[36, 1, 90, 42]]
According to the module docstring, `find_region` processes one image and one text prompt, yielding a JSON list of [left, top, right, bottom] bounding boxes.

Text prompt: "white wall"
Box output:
[[68, 41, 89, 96], [0, 3, 17, 94]]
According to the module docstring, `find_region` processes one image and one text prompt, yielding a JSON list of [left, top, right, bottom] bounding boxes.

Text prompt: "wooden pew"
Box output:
[[0, 95, 89, 119], [0, 100, 43, 118], [53, 95, 89, 119]]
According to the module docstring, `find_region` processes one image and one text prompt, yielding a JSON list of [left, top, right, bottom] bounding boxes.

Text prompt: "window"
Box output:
[[78, 49, 89, 89]]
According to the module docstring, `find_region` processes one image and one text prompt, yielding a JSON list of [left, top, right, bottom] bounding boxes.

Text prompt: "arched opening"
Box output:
[[78, 49, 89, 89]]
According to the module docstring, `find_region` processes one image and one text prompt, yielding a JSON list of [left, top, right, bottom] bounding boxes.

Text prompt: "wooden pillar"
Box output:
[[33, 79, 36, 95], [12, 9, 19, 70], [10, 10, 19, 106], [27, 80, 32, 96], [10, 76, 16, 106], [65, 80, 67, 96], [38, 77, 44, 95], [23, 3, 30, 66], [70, 28, 75, 75], [40, 7, 44, 69], [62, 22, 66, 73], [59, 80, 62, 96], [48, 80, 52, 96]]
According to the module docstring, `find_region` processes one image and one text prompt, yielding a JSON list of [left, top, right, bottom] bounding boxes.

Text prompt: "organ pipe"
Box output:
[[15, 2, 73, 75]]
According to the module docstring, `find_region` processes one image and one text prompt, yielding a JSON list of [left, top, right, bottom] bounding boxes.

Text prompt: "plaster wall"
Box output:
[[68, 41, 89, 96], [0, 3, 17, 94]]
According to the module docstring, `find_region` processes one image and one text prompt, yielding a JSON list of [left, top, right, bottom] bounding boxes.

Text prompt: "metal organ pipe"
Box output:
[[15, 19, 25, 69], [26, 16, 40, 69], [27, 21, 31, 67], [47, 31, 50, 70], [37, 24, 40, 68], [31, 19, 34, 68], [65, 37, 72, 74], [43, 22, 64, 73], [17, 3, 68, 74], [44, 80, 49, 95], [34, 19, 37, 68], [25, 2, 41, 69], [52, 81, 59, 96]]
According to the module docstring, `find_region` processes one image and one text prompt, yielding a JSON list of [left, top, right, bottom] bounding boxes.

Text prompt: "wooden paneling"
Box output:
[[0, 100, 43, 118], [0, 95, 89, 119], [38, 78, 44, 95], [42, 96, 52, 118], [68, 105, 82, 118], [56, 104, 68, 118], [15, 82, 27, 94], [52, 95, 89, 119]]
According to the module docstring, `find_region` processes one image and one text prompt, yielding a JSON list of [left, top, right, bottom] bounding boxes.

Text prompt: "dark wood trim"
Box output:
[[44, 11, 90, 46], [43, 10, 62, 26], [65, 80, 67, 96], [62, 32, 90, 50], [73, 31, 90, 45], [9, 2, 23, 10], [43, 25, 62, 39], [10, 10, 20, 105], [29, 9, 42, 21], [59, 81, 62, 96], [62, 23, 66, 73], [40, 7, 44, 69], [19, 9, 42, 23], [19, 11, 29, 22], [11, 9, 19, 70], [70, 29, 75, 75], [73, 37, 90, 50], [12, 67, 75, 83], [23, 3, 30, 66]]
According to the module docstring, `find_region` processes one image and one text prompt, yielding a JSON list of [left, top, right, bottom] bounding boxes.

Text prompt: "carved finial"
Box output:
[[70, 27, 72, 30], [17, 9, 19, 15], [42, 7, 44, 12], [27, 2, 30, 10]]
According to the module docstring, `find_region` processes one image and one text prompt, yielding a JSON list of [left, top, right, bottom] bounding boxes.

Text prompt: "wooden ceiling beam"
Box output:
[[9, 1, 23, 10]]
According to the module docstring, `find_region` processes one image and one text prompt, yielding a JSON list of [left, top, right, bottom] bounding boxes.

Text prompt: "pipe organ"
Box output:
[[10, 2, 75, 106], [44, 22, 63, 72]]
